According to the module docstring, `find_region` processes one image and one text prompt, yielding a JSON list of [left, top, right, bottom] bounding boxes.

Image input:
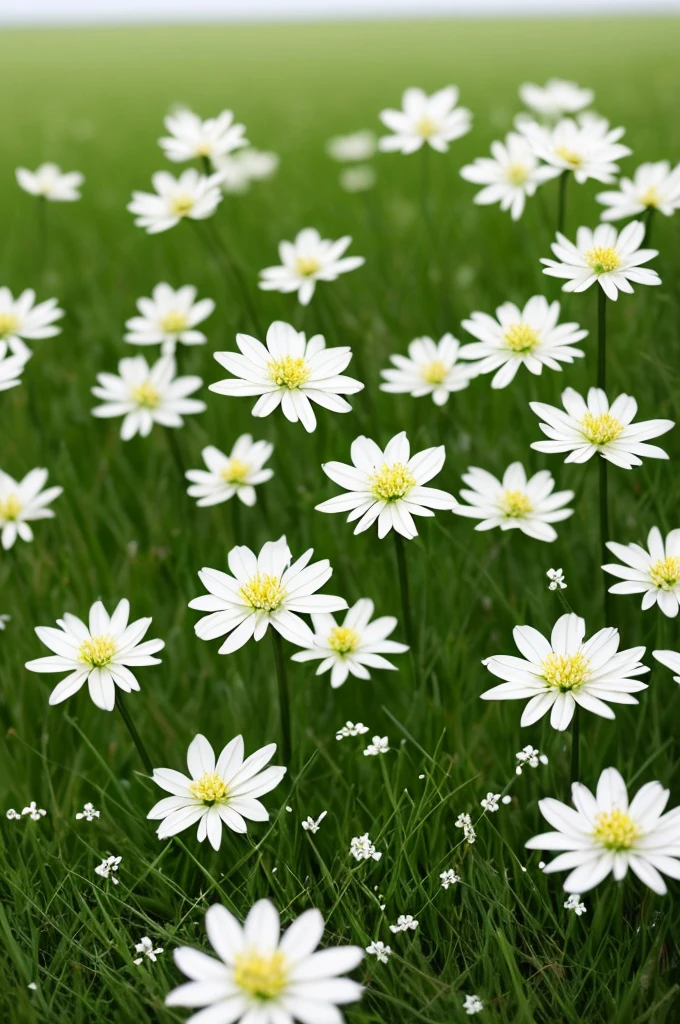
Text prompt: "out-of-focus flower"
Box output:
[[519, 79, 593, 119], [0, 468, 62, 550], [159, 108, 247, 163], [0, 287, 64, 360], [340, 166, 376, 193], [379, 86, 471, 154], [16, 163, 84, 201], [128, 170, 223, 233], [327, 131, 377, 161], [133, 936, 164, 964], [350, 833, 382, 862], [519, 114, 630, 184], [597, 161, 680, 221], [214, 148, 279, 193], [124, 283, 215, 355], [460, 132, 560, 220]]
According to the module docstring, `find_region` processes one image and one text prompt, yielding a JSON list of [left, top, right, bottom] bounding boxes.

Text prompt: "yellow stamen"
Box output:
[[195, 142, 213, 157], [132, 381, 161, 408], [0, 494, 22, 521], [640, 186, 661, 208], [421, 360, 448, 385], [541, 652, 590, 692], [160, 310, 189, 334], [501, 490, 533, 518], [328, 625, 360, 655], [369, 462, 416, 502], [220, 458, 250, 485], [170, 193, 195, 216], [0, 313, 20, 337], [295, 256, 321, 277], [189, 771, 229, 804], [580, 412, 625, 446], [233, 950, 288, 1001], [417, 116, 438, 138], [504, 323, 540, 354], [584, 246, 621, 274], [649, 555, 680, 591], [268, 355, 310, 390], [240, 574, 286, 612], [506, 162, 530, 185], [554, 145, 583, 167], [593, 809, 642, 851], [79, 634, 117, 668]]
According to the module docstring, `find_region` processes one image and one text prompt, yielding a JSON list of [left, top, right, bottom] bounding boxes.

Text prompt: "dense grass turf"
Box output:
[[2, 14, 680, 1023]]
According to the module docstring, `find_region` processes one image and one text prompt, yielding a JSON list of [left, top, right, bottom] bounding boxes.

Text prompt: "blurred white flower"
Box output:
[[519, 113, 630, 184], [653, 649, 680, 685], [22, 801, 47, 821], [0, 468, 62, 550], [214, 147, 279, 193], [440, 869, 461, 889], [364, 736, 390, 757], [6, 809, 21, 820], [597, 160, 680, 222], [366, 940, 392, 962], [379, 86, 471, 154], [186, 436, 274, 508], [350, 833, 382, 862], [259, 228, 365, 306], [340, 166, 376, 193], [327, 130, 377, 161], [515, 745, 549, 774], [380, 334, 476, 405], [460, 132, 560, 220], [0, 287, 64, 360], [95, 855, 122, 884], [0, 614, 10, 631], [336, 721, 369, 740], [389, 915, 418, 933], [564, 894, 587, 915], [159, 108, 247, 162], [128, 170, 223, 233], [124, 283, 215, 355], [301, 811, 327, 834], [16, 162, 84, 201], [76, 802, 100, 822], [480, 793, 501, 813], [463, 993, 484, 1015], [0, 342, 28, 393], [133, 936, 165, 964], [519, 79, 593, 119]]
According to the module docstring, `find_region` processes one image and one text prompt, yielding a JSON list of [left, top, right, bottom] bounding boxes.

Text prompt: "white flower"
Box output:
[[95, 855, 121, 884], [603, 526, 680, 618], [0, 468, 62, 550], [527, 766, 680, 895], [459, 295, 587, 389], [564, 894, 587, 915], [76, 802, 100, 822], [6, 809, 21, 820], [291, 598, 408, 688], [301, 811, 327, 834], [460, 132, 560, 220], [653, 649, 680, 685], [213, 148, 279, 193], [364, 736, 390, 757], [133, 936, 165, 964], [515, 745, 549, 774], [389, 915, 418, 933], [440, 869, 461, 889], [455, 812, 477, 843], [519, 114, 630, 184], [0, 342, 28, 393], [16, 162, 83, 201], [336, 721, 369, 740], [91, 355, 205, 440], [211, 320, 363, 433], [186, 436, 274, 509], [547, 568, 567, 591], [453, 462, 574, 542], [365, 940, 391, 963], [0, 286, 64, 360], [339, 166, 376, 193], [519, 79, 593, 119], [0, 614, 10, 630], [541, 221, 660, 299], [159, 108, 247, 163], [597, 161, 680, 222], [165, 898, 363, 1022], [317, 431, 456, 540], [189, 536, 346, 654], [530, 387, 673, 469], [148, 734, 286, 851], [463, 993, 484, 1015], [379, 86, 472, 154], [380, 333, 476, 405], [128, 170, 223, 234], [259, 228, 365, 306], [124, 283, 215, 355], [481, 612, 649, 732], [22, 801, 47, 821], [27, 983, 38, 991], [480, 793, 501, 813], [26, 598, 164, 712], [327, 131, 377, 162], [350, 833, 382, 862]]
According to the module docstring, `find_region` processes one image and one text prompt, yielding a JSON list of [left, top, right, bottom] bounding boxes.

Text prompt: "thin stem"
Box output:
[[230, 497, 242, 546], [205, 220, 261, 333], [165, 428, 186, 479], [570, 707, 580, 784], [394, 532, 414, 650], [271, 629, 292, 765], [117, 694, 153, 774], [557, 171, 568, 235], [643, 205, 655, 247], [599, 456, 612, 626], [597, 287, 607, 391]]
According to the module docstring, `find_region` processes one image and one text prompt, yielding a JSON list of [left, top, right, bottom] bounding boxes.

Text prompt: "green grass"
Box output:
[[2, 14, 680, 1024]]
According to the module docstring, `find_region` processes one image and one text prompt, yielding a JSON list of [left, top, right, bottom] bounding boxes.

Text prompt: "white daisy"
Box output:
[[378, 86, 472, 154], [459, 295, 587, 389], [0, 342, 28, 393], [213, 148, 280, 194], [0, 468, 62, 550], [481, 612, 649, 732], [603, 527, 680, 618], [124, 283, 215, 355], [541, 221, 660, 299], [189, 536, 346, 654], [258, 228, 365, 306], [519, 114, 630, 184], [453, 463, 574, 542], [460, 132, 560, 221], [128, 170, 223, 234], [519, 79, 594, 120], [148, 734, 285, 850], [316, 431, 457, 540], [0, 287, 64, 360], [326, 130, 377, 162], [291, 597, 408, 688], [653, 650, 680, 685], [530, 387, 674, 469], [210, 320, 363, 433], [186, 436, 274, 508], [597, 161, 680, 221], [16, 163, 84, 201], [26, 598, 164, 712], [165, 898, 363, 1023], [379, 333, 476, 406], [91, 355, 205, 441], [526, 766, 680, 895], [159, 108, 248, 163]]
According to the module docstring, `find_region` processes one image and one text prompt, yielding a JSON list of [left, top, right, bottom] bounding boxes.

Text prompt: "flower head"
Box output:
[[124, 283, 215, 355], [336, 721, 369, 740], [339, 165, 376, 193], [16, 163, 83, 201], [463, 993, 484, 1016], [365, 940, 391, 963], [0, 468, 62, 550], [326, 131, 377, 162], [515, 745, 549, 774], [186, 436, 274, 509], [389, 915, 418, 933], [128, 170, 223, 233], [22, 801, 47, 821], [159, 108, 247, 162], [76, 802, 100, 822], [547, 568, 567, 591], [653, 649, 680, 685], [133, 936, 164, 964], [380, 333, 476, 405], [460, 132, 560, 220], [301, 811, 327, 834], [213, 148, 279, 193], [519, 113, 630, 184], [350, 833, 382, 862], [259, 228, 365, 306], [453, 462, 573, 542], [95, 855, 122, 884], [519, 79, 593, 119], [604, 526, 680, 618], [597, 161, 680, 221], [564, 894, 587, 915], [379, 86, 471, 154], [440, 868, 461, 889], [480, 793, 501, 813], [0, 342, 28, 393], [541, 221, 660, 299], [364, 736, 390, 757], [0, 287, 64, 360]]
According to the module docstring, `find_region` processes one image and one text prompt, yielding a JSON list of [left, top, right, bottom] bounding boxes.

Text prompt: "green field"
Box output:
[[2, 14, 680, 1024]]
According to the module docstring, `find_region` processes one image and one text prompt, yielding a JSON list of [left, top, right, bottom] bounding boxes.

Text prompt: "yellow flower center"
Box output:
[[649, 555, 680, 591], [593, 809, 642, 851], [554, 145, 583, 167], [640, 186, 661, 208], [195, 141, 213, 157], [240, 573, 286, 612], [220, 458, 250, 485], [584, 246, 621, 275], [417, 116, 438, 138], [159, 310, 189, 334], [369, 462, 416, 502], [506, 162, 530, 185], [131, 381, 161, 408], [0, 494, 22, 521], [501, 490, 533, 518], [328, 625, 360, 655], [580, 412, 625, 446], [422, 360, 448, 385], [0, 313, 19, 337], [295, 256, 322, 277], [170, 193, 196, 216], [79, 634, 117, 668], [233, 950, 288, 1001], [189, 771, 229, 804], [504, 323, 540, 354], [268, 355, 310, 390], [541, 651, 590, 692]]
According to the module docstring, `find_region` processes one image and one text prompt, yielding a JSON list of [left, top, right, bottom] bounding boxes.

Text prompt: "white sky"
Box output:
[[3, 0, 680, 24]]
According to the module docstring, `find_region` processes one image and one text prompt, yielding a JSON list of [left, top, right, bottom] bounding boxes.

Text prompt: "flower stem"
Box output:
[[570, 706, 580, 784], [643, 205, 655, 247], [117, 693, 153, 774], [557, 171, 568, 235], [230, 497, 242, 546], [597, 287, 607, 391], [271, 629, 292, 765], [165, 428, 185, 479], [394, 532, 414, 650], [596, 288, 612, 626]]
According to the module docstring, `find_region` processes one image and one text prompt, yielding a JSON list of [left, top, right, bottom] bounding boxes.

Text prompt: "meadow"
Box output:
[[1, 13, 680, 1023]]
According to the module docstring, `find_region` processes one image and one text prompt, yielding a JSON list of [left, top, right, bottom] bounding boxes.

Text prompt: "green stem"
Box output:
[[230, 497, 242, 546], [557, 171, 568, 235], [37, 196, 48, 279], [394, 532, 414, 650], [599, 457, 612, 626], [570, 706, 580, 784], [271, 630, 292, 765], [597, 288, 607, 392], [117, 693, 153, 774], [165, 428, 186, 479], [643, 206, 655, 247]]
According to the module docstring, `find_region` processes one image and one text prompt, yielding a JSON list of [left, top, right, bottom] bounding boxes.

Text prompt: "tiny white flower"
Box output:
[[515, 745, 549, 775], [124, 283, 215, 356], [440, 869, 461, 889], [0, 287, 64, 360], [259, 228, 365, 306], [363, 735, 390, 757], [6, 808, 21, 820], [327, 130, 377, 162], [95, 855, 122, 884], [564, 894, 587, 915], [0, 342, 28, 393], [0, 468, 62, 551], [186, 436, 274, 509], [541, 221, 660, 299], [460, 132, 560, 221], [16, 163, 84, 201], [213, 148, 279, 193], [603, 526, 680, 618], [133, 936, 164, 964], [301, 811, 327, 834], [463, 993, 484, 1015], [75, 802, 100, 822], [547, 568, 567, 591], [653, 649, 680, 686], [0, 614, 11, 631], [27, 982, 38, 991], [159, 107, 247, 163], [519, 113, 630, 184], [380, 334, 476, 406], [519, 79, 593, 119], [379, 86, 471, 154], [480, 793, 501, 813], [389, 914, 418, 933], [339, 165, 376, 193], [365, 940, 392, 963], [350, 833, 382, 862], [597, 161, 680, 221], [128, 170, 223, 234], [336, 721, 369, 740]]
